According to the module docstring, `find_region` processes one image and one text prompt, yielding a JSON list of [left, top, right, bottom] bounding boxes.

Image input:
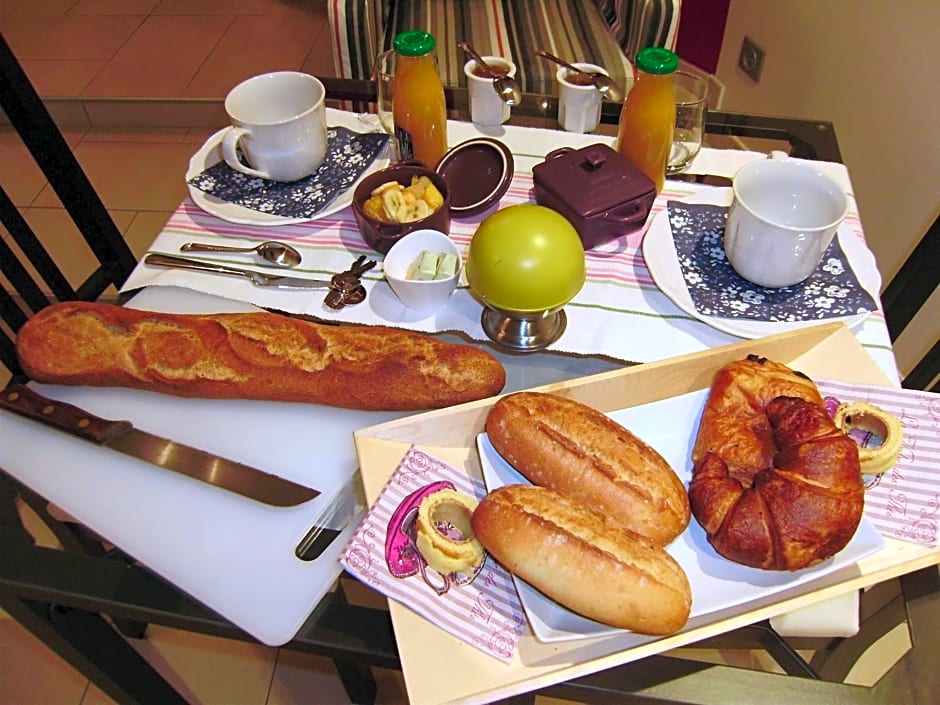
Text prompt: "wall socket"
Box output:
[[738, 36, 765, 83]]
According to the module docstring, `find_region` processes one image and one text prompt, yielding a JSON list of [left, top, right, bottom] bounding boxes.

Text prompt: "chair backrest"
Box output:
[[881, 213, 939, 391], [329, 0, 680, 96], [0, 32, 137, 383], [594, 0, 682, 60]]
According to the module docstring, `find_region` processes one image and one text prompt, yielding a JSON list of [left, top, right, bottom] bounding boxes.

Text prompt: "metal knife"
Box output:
[[0, 385, 320, 507], [144, 253, 333, 290], [669, 173, 734, 187]]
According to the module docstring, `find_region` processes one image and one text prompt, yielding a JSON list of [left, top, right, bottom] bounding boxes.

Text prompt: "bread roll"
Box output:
[[485, 392, 689, 545], [16, 301, 505, 411], [471, 485, 692, 635]]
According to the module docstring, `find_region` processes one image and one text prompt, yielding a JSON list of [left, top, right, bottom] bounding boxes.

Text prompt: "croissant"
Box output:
[[689, 356, 864, 570]]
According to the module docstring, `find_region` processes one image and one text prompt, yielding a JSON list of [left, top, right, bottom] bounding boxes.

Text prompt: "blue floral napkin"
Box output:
[[667, 201, 878, 321], [188, 127, 389, 219]]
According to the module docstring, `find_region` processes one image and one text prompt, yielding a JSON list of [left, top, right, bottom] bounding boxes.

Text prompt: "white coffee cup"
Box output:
[[556, 63, 605, 133], [724, 155, 848, 288], [221, 71, 327, 182], [464, 57, 516, 127]]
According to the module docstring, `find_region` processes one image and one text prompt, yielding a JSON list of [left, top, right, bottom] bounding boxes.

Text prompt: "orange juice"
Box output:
[[616, 47, 678, 193], [392, 31, 448, 168]]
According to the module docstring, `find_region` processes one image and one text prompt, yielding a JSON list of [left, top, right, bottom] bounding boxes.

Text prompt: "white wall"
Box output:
[[713, 0, 939, 379]]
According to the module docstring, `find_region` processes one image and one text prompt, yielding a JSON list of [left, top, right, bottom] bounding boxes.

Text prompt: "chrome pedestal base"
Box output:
[[480, 306, 567, 352]]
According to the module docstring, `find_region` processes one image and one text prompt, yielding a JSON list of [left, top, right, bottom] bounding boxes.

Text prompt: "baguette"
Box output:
[[15, 301, 506, 411], [471, 485, 692, 635], [485, 392, 690, 545]]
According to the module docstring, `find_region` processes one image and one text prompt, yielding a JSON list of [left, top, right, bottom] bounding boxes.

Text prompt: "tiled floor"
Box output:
[[0, 2, 933, 704], [1, 0, 335, 101]]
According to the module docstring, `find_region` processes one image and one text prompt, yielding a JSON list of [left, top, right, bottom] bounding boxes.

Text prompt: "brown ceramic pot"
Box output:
[[352, 162, 451, 254], [532, 144, 656, 250]]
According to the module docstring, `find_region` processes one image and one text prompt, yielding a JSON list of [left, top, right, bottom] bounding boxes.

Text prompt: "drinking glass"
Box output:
[[667, 71, 709, 175], [376, 50, 396, 138]]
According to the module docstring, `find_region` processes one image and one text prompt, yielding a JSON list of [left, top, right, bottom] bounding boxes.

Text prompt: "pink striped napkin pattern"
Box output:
[[818, 380, 940, 546], [340, 446, 525, 662]]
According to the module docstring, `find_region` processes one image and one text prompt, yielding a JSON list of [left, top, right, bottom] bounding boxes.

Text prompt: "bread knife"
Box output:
[[0, 385, 320, 507]]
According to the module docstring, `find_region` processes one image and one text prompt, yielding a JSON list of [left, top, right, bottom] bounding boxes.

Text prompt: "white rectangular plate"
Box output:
[[476, 388, 886, 643]]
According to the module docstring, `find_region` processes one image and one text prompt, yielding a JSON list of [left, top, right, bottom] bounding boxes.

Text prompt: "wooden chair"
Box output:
[[0, 31, 137, 383], [327, 0, 681, 97], [881, 212, 939, 391]]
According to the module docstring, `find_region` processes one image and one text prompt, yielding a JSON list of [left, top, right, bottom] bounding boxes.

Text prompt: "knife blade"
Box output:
[[0, 385, 320, 507], [144, 253, 333, 290], [669, 173, 734, 187]]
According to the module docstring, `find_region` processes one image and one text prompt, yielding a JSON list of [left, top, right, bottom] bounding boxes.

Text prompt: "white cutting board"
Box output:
[[0, 290, 403, 645]]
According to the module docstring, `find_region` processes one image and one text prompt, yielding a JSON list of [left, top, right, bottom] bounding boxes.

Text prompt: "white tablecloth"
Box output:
[[120, 114, 899, 385]]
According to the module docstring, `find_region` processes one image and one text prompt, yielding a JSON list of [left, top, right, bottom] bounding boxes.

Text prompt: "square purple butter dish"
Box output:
[[533, 144, 656, 249]]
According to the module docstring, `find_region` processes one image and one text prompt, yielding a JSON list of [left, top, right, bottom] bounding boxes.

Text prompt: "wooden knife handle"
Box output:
[[0, 384, 133, 444]]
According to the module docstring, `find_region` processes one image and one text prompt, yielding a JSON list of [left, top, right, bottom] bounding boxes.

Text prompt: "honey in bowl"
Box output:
[[471, 62, 510, 79], [562, 70, 595, 87]]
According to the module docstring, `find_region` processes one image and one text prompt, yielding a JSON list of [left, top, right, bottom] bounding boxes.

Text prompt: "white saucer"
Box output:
[[642, 188, 882, 340], [186, 111, 391, 226]]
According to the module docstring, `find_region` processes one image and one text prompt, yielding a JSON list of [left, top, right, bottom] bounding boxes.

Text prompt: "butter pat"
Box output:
[[437, 252, 458, 278], [406, 250, 441, 281], [405, 250, 459, 281]]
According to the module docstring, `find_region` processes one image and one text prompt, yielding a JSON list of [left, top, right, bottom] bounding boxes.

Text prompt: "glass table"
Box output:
[[2, 78, 936, 705]]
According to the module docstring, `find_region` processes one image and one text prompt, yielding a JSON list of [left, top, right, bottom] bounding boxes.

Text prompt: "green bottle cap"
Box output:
[[393, 30, 436, 57], [635, 47, 679, 75]]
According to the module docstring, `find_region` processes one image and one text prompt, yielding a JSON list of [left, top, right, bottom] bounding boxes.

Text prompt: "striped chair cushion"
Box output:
[[328, 0, 680, 96], [595, 0, 681, 62]]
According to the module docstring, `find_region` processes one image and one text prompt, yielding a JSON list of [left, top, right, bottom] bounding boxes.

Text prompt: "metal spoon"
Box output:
[[458, 42, 522, 106], [181, 240, 302, 268], [537, 50, 624, 102]]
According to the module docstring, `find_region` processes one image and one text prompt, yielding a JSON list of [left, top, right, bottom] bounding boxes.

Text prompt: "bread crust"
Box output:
[[485, 392, 689, 545], [689, 356, 863, 570], [16, 301, 506, 410], [471, 484, 692, 635]]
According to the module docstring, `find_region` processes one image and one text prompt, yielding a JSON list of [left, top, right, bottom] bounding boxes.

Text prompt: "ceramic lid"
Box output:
[[435, 137, 514, 217]]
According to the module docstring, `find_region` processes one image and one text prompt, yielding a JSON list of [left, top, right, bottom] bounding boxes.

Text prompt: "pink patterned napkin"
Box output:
[[340, 446, 525, 662], [818, 380, 940, 546]]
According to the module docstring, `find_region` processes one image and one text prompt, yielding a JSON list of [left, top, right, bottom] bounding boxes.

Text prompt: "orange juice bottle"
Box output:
[[616, 47, 679, 193], [392, 30, 448, 168]]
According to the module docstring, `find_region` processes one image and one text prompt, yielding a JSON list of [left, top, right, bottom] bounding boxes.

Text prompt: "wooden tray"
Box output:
[[353, 322, 940, 705]]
